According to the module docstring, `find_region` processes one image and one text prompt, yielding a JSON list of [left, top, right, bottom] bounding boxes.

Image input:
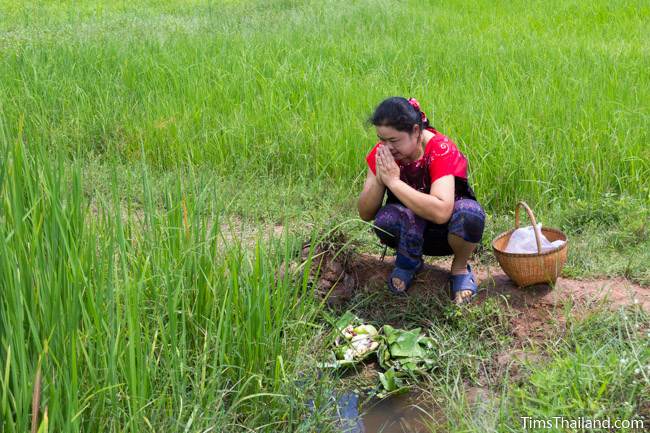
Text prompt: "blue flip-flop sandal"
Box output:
[[387, 260, 423, 296], [449, 264, 478, 304]]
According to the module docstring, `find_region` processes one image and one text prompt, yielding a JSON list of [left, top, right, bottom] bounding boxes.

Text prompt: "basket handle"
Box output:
[[514, 201, 543, 254]]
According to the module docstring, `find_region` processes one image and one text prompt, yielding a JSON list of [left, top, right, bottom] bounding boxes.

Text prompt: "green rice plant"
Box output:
[[0, 0, 648, 214], [0, 122, 326, 432]]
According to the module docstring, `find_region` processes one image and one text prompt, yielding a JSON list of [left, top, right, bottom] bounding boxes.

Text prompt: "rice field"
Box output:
[[2, 0, 649, 210], [1, 1, 649, 432]]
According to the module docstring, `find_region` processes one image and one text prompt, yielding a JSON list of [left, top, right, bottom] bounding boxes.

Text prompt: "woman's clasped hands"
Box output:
[[375, 145, 401, 188]]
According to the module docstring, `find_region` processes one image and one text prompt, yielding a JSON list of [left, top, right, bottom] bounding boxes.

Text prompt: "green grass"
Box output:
[[0, 134, 334, 432], [508, 308, 649, 430], [430, 305, 649, 432], [1, 0, 649, 431], [1, 0, 649, 212]]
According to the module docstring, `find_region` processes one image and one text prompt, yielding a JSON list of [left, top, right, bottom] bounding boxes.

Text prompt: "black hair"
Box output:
[[368, 96, 430, 133]]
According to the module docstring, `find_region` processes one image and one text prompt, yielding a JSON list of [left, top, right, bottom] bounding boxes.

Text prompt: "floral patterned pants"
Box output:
[[373, 199, 486, 270]]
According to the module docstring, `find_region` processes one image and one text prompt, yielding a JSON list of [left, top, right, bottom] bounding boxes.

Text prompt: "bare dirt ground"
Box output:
[[315, 250, 649, 323], [346, 253, 649, 342]]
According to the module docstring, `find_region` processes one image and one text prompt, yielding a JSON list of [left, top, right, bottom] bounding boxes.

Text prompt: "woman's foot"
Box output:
[[387, 260, 423, 295], [449, 264, 478, 305], [391, 275, 406, 292]]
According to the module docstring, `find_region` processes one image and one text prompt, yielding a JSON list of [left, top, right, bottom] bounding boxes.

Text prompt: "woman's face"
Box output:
[[376, 125, 421, 162]]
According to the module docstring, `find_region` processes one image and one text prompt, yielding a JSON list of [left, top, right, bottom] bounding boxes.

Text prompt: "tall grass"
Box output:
[[0, 124, 325, 432], [0, 0, 648, 212]]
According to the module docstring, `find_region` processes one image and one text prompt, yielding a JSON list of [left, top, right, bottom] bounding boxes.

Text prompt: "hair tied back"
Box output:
[[408, 98, 428, 126]]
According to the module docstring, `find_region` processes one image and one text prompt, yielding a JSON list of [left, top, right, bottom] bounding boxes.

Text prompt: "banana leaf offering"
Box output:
[[328, 311, 380, 367], [377, 325, 437, 377], [324, 312, 440, 396]]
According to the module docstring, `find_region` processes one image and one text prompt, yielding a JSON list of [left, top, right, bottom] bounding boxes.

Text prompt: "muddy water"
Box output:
[[334, 391, 433, 433], [360, 392, 433, 433]]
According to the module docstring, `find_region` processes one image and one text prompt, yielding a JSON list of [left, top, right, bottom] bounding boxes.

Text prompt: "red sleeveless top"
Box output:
[[365, 127, 477, 203]]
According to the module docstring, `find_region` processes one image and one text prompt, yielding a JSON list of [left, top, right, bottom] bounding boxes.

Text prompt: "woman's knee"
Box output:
[[373, 204, 412, 243], [374, 203, 409, 229], [448, 199, 486, 243]]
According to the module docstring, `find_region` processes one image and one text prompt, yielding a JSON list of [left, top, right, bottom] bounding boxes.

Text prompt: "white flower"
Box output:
[[635, 368, 641, 375], [620, 358, 629, 365], [633, 298, 639, 304]]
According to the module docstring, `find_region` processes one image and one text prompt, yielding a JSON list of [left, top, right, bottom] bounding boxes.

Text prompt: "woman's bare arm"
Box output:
[[384, 174, 455, 224], [357, 168, 385, 221]]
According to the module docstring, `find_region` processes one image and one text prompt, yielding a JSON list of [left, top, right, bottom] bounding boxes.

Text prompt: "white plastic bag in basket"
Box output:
[[504, 223, 566, 254]]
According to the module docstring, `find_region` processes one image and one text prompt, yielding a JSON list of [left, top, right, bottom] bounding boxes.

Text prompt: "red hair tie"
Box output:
[[408, 98, 428, 125]]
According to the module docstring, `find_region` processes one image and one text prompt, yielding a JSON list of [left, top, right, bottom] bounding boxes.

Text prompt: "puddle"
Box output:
[[327, 391, 434, 433], [360, 392, 433, 433]]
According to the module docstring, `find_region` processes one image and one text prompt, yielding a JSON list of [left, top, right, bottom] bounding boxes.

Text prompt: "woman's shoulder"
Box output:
[[423, 128, 469, 181], [424, 128, 458, 158]]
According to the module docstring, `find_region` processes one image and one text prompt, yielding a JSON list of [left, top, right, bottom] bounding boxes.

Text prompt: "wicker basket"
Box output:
[[492, 201, 568, 288]]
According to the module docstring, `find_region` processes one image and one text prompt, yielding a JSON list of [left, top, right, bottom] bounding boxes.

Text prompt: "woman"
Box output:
[[357, 97, 486, 304]]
